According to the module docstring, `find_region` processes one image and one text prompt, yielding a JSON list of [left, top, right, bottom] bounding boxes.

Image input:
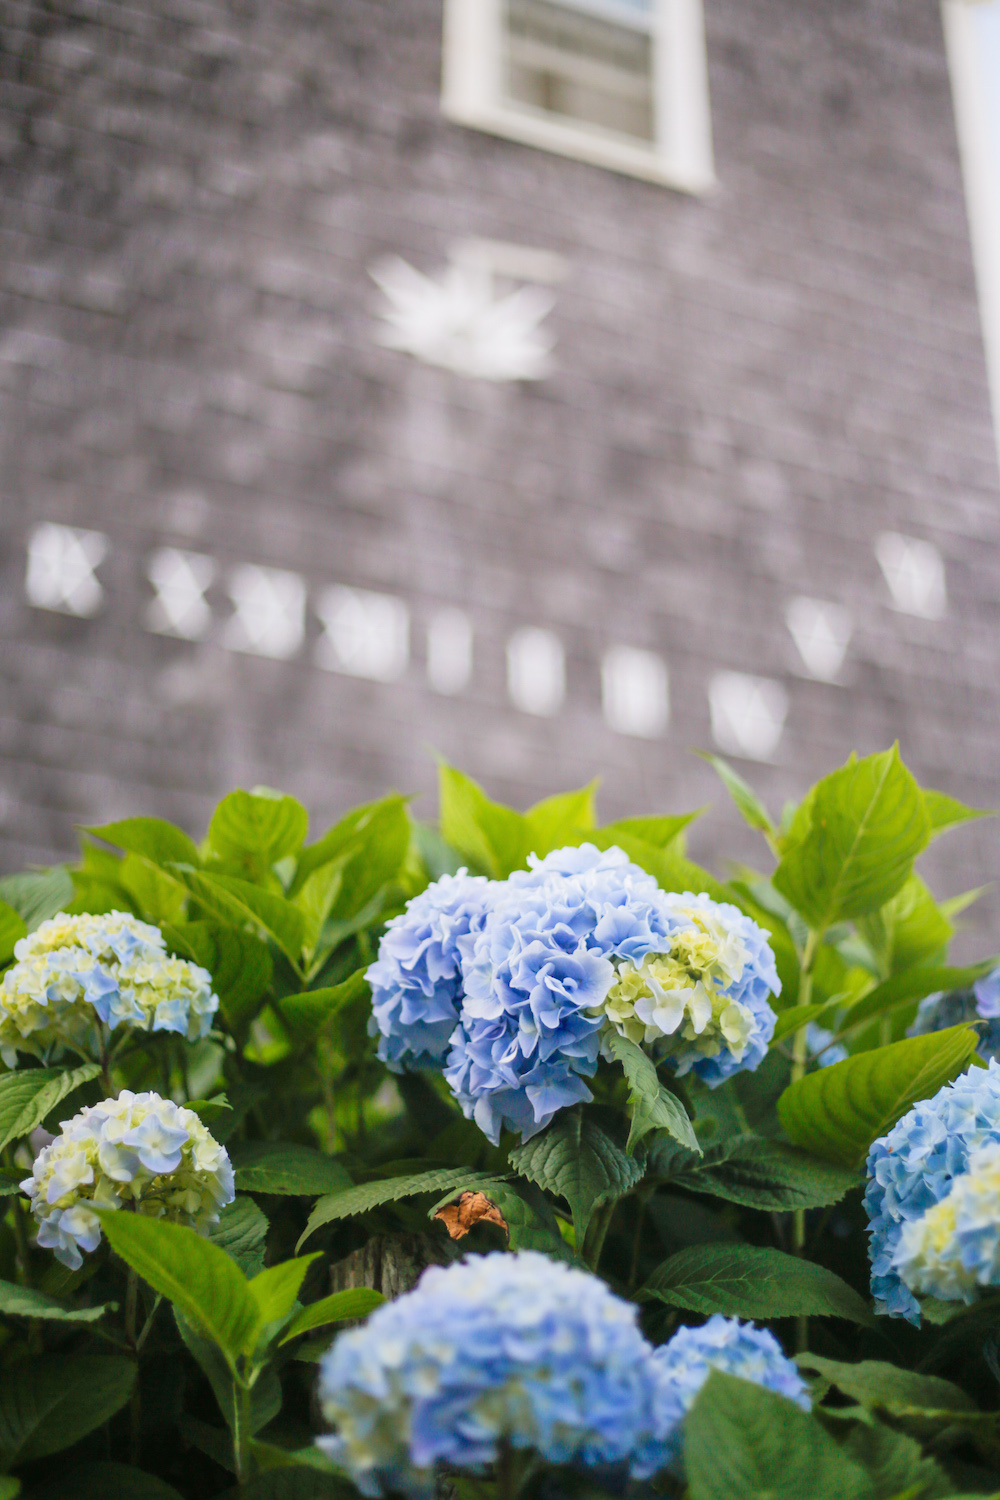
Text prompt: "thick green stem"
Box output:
[[4, 1147, 32, 1291], [628, 1184, 656, 1291], [125, 1268, 142, 1465], [582, 1198, 616, 1272], [232, 1375, 253, 1484], [791, 928, 820, 1354]]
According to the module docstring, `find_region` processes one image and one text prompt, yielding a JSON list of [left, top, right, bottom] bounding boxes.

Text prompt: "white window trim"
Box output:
[[442, 0, 715, 192], [942, 0, 1000, 460]]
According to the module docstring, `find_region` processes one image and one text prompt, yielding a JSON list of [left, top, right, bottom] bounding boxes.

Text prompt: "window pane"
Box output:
[[505, 0, 655, 143]]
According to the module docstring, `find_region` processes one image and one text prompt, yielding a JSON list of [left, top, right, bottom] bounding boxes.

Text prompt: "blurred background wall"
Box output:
[[0, 0, 997, 945]]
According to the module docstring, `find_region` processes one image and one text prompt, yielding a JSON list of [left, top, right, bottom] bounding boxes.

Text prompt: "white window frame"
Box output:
[[442, 0, 714, 192], [942, 0, 1000, 460]]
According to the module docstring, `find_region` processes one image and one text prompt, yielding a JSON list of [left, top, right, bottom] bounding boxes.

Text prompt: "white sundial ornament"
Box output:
[[370, 239, 567, 382]]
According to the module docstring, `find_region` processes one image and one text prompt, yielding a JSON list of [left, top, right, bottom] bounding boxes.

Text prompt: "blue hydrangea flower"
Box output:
[[907, 973, 1000, 1062], [370, 847, 779, 1143], [366, 872, 492, 1069], [316, 1251, 663, 1496], [975, 967, 1000, 1020], [0, 912, 218, 1066], [22, 1090, 234, 1270], [444, 845, 679, 1142], [891, 1141, 1000, 1303], [644, 1316, 810, 1472], [603, 891, 780, 1088], [806, 1022, 849, 1068], [865, 1059, 1000, 1321]]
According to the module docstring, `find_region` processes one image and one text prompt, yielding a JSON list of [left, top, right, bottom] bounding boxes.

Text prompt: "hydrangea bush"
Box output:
[[0, 752, 996, 1498]]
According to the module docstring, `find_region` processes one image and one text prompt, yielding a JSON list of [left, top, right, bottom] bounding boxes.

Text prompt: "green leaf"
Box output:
[[0, 1480, 17, 1500], [224, 1471, 353, 1499], [84, 817, 201, 869], [524, 784, 598, 853], [856, 876, 953, 981], [185, 1094, 232, 1126], [0, 1355, 135, 1467], [209, 1196, 270, 1277], [298, 1169, 509, 1250], [837, 1421, 955, 1500], [598, 813, 701, 851], [777, 1025, 981, 1168], [604, 1032, 699, 1153], [509, 1107, 644, 1243], [179, 870, 305, 969], [280, 1288, 386, 1344], [231, 1142, 352, 1197], [208, 789, 309, 870], [685, 1371, 873, 1500], [772, 1003, 835, 1043], [923, 788, 994, 838], [291, 794, 410, 897], [97, 1212, 259, 1369], [0, 867, 74, 932], [641, 1243, 873, 1323], [0, 1063, 102, 1153], [27, 1462, 184, 1499], [699, 752, 777, 839], [175, 1315, 281, 1435], [772, 747, 931, 931], [248, 1254, 322, 1328], [0, 902, 26, 968], [163, 921, 273, 1034], [670, 1138, 862, 1210], [0, 1279, 115, 1324], [276, 970, 368, 1043], [837, 964, 993, 1037], [438, 764, 532, 877], [796, 1354, 976, 1415]]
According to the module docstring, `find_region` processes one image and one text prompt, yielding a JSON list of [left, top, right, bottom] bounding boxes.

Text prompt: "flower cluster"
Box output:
[[601, 891, 780, 1087], [21, 1090, 234, 1270], [369, 845, 780, 1143], [367, 872, 492, 1069], [908, 968, 1000, 1063], [865, 1060, 1000, 1320], [647, 1315, 810, 1470], [315, 1253, 805, 1495], [316, 1251, 662, 1495], [892, 1141, 1000, 1303], [0, 912, 219, 1066]]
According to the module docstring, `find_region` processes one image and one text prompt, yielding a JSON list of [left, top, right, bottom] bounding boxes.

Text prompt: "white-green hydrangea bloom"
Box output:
[[892, 1141, 1000, 1303], [600, 893, 778, 1084], [0, 911, 218, 1065], [21, 1090, 235, 1269]]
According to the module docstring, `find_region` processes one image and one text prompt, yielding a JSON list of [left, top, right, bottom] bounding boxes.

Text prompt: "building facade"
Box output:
[[0, 0, 997, 942]]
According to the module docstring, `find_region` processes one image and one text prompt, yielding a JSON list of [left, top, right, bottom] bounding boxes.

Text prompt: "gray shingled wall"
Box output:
[[0, 0, 997, 948]]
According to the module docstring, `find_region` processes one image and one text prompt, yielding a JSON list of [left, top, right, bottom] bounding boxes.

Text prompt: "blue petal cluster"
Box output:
[[865, 1059, 1000, 1321], [316, 1251, 662, 1496], [366, 872, 492, 1068], [445, 845, 677, 1142], [661, 891, 781, 1086], [645, 1315, 810, 1471], [907, 969, 1000, 1063], [368, 845, 780, 1143]]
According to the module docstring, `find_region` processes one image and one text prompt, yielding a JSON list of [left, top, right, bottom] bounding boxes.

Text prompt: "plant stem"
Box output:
[[100, 1027, 114, 1096], [125, 1267, 142, 1465], [582, 1199, 616, 1272], [4, 1147, 32, 1290], [232, 1375, 253, 1484], [791, 927, 820, 1354]]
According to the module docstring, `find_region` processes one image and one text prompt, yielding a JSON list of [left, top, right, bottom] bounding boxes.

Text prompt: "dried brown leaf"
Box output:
[[433, 1191, 508, 1241]]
